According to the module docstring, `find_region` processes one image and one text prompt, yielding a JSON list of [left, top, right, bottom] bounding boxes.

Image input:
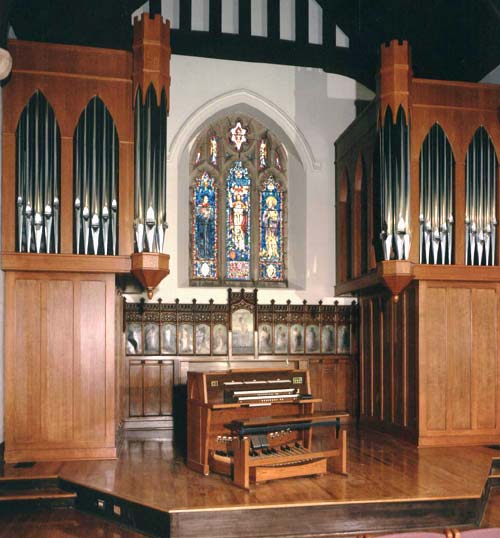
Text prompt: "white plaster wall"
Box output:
[[149, 53, 373, 306]]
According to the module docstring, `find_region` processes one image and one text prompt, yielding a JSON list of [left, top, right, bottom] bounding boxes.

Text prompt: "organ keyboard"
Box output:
[[187, 369, 348, 489]]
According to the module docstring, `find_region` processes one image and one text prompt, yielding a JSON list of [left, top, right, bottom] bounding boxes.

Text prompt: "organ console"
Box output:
[[187, 368, 348, 489]]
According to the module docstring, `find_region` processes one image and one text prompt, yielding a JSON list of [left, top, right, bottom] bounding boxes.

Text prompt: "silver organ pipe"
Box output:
[[15, 90, 60, 254], [466, 127, 497, 266], [419, 123, 454, 264], [379, 106, 411, 261], [73, 96, 119, 255], [134, 85, 168, 253]]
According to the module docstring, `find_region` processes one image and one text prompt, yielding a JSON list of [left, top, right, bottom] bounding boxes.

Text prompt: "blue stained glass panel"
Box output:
[[226, 161, 251, 280], [259, 176, 284, 281], [192, 172, 218, 279]]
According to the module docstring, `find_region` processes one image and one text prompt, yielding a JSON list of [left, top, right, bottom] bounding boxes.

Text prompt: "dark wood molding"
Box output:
[[0, 442, 4, 464]]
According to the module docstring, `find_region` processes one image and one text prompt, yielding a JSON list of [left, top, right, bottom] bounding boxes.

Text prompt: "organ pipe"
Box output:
[[465, 127, 497, 266], [419, 124, 454, 264], [73, 96, 119, 255], [134, 85, 168, 253], [15, 90, 60, 254], [379, 106, 410, 260]]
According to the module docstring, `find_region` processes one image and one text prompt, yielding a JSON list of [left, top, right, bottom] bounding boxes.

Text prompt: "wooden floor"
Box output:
[[0, 426, 499, 537]]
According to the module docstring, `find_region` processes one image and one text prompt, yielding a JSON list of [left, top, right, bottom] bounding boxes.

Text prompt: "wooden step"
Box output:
[[0, 477, 77, 509], [0, 487, 76, 502]]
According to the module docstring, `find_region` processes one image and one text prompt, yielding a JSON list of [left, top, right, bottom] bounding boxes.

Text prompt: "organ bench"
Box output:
[[187, 368, 348, 489]]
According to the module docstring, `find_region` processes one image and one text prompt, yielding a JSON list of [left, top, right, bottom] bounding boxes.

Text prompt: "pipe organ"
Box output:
[[335, 40, 500, 447], [1, 14, 171, 462], [16, 90, 61, 254]]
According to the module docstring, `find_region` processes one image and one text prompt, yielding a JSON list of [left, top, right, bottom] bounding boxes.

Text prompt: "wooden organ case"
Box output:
[[187, 369, 347, 489], [1, 14, 171, 462], [335, 40, 500, 447]]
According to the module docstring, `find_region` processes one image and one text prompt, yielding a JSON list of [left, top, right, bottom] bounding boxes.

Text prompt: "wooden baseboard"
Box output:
[[4, 446, 117, 463]]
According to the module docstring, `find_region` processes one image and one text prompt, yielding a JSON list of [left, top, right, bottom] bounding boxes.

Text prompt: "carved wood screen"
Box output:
[[122, 290, 358, 431]]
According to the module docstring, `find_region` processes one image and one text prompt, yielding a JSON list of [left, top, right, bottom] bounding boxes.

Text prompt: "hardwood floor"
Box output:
[[0, 426, 497, 512], [1, 427, 499, 537], [0, 508, 149, 538]]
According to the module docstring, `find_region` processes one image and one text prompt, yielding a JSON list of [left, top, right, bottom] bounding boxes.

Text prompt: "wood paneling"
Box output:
[[424, 286, 447, 432], [75, 281, 107, 442], [12, 279, 42, 443], [44, 280, 74, 442], [359, 287, 419, 442], [360, 281, 500, 446], [471, 288, 497, 430], [4, 272, 117, 462]]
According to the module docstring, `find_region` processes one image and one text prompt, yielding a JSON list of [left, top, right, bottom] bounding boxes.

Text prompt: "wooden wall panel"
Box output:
[[129, 362, 144, 417], [43, 280, 74, 442], [144, 363, 161, 416], [393, 296, 404, 427], [407, 287, 417, 432], [13, 279, 42, 443], [160, 362, 174, 415], [382, 297, 392, 423], [5, 272, 117, 462], [471, 288, 497, 430], [359, 286, 418, 442], [361, 299, 372, 417], [372, 298, 382, 419], [423, 287, 447, 432], [75, 281, 107, 442], [447, 288, 471, 431]]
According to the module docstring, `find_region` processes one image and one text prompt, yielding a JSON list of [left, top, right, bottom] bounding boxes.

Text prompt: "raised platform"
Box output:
[[1, 427, 499, 538]]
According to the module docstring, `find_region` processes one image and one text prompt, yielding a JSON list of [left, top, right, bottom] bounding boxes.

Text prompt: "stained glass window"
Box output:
[[260, 176, 283, 281], [192, 172, 218, 279], [226, 161, 251, 280], [190, 115, 287, 286]]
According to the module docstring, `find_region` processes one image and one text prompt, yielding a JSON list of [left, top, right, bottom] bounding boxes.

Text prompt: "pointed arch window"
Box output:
[[190, 115, 287, 286]]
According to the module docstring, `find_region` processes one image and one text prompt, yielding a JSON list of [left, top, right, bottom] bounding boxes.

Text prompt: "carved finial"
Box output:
[[192, 298, 197, 304], [286, 299, 291, 305], [209, 298, 214, 305], [175, 298, 180, 304], [319, 300, 323, 306], [302, 299, 307, 305]]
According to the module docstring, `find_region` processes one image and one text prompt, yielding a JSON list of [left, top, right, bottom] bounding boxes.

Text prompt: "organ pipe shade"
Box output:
[[379, 106, 410, 261], [465, 127, 498, 266], [16, 90, 61, 254], [134, 84, 168, 253], [419, 123, 455, 265], [73, 96, 119, 255]]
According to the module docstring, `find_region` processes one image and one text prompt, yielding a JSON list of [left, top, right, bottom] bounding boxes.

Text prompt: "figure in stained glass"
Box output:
[[192, 172, 217, 279], [260, 176, 283, 280], [226, 161, 251, 280], [209, 136, 218, 166], [259, 138, 268, 169]]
